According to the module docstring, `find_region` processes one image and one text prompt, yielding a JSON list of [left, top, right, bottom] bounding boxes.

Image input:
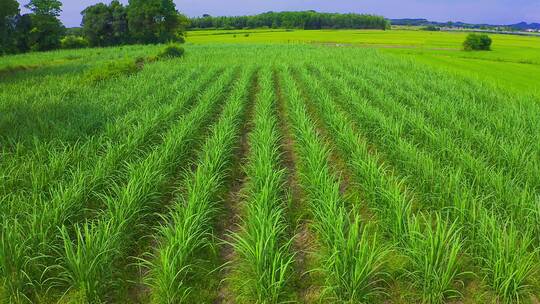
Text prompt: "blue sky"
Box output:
[[17, 0, 540, 27]]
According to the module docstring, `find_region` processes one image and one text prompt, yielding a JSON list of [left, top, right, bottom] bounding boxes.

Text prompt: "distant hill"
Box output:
[[509, 22, 540, 30], [390, 18, 430, 26], [390, 18, 540, 31]]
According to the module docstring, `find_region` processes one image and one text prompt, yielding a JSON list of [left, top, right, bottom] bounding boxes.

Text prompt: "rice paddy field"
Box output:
[[1, 39, 540, 303]]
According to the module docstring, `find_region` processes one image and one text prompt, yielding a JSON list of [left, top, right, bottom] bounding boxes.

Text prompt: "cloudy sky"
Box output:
[[17, 0, 540, 27]]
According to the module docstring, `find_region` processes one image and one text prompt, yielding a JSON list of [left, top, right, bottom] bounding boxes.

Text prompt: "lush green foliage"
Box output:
[[0, 0, 20, 54], [81, 0, 128, 47], [0, 44, 539, 303], [2, 0, 187, 55], [127, 0, 187, 44], [190, 11, 390, 30], [60, 35, 89, 49], [0, 0, 19, 22], [24, 12, 65, 51], [463, 33, 492, 51], [228, 68, 294, 303], [281, 66, 390, 302], [142, 67, 252, 303], [81, 0, 187, 47], [422, 25, 440, 31], [85, 58, 140, 82], [0, 0, 64, 54], [157, 43, 185, 59], [405, 215, 465, 303], [24, 0, 62, 17]]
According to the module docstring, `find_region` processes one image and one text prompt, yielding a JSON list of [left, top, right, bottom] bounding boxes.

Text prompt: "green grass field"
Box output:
[[1, 34, 539, 303], [187, 29, 540, 95]]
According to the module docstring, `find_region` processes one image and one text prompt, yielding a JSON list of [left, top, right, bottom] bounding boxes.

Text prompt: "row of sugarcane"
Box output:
[[0, 61, 202, 201], [295, 61, 538, 303], [1, 58, 539, 303], [0, 65, 238, 302]]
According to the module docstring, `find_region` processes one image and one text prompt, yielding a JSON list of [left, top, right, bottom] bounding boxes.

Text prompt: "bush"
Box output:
[[463, 33, 492, 51], [61, 36, 89, 49], [157, 44, 185, 59], [422, 25, 440, 31], [244, 33, 250, 37], [86, 58, 139, 82], [176, 35, 186, 44]]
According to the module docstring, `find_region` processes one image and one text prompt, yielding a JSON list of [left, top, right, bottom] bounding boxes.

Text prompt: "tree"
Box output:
[[188, 11, 389, 31], [25, 0, 62, 17], [0, 0, 19, 54], [65, 27, 83, 36], [110, 0, 128, 45], [127, 0, 185, 44], [0, 0, 19, 20], [14, 14, 33, 52], [422, 25, 441, 31], [27, 14, 64, 51], [81, 1, 128, 47], [81, 3, 113, 46], [463, 33, 492, 51], [22, 0, 64, 51]]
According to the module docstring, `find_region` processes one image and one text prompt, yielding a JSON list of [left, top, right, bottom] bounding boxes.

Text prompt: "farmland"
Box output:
[[1, 41, 540, 304], [188, 29, 540, 96]]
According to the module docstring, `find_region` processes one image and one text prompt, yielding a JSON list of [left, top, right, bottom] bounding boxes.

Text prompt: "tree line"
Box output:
[[1, 0, 64, 53], [1, 0, 187, 55], [80, 0, 187, 47], [1, 3, 390, 55], [189, 11, 390, 30]]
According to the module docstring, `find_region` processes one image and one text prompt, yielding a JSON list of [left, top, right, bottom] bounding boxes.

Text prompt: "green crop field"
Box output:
[[1, 41, 540, 304], [188, 29, 540, 96]]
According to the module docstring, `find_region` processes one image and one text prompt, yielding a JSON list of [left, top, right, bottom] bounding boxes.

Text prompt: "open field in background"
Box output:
[[1, 43, 540, 303], [187, 29, 540, 95]]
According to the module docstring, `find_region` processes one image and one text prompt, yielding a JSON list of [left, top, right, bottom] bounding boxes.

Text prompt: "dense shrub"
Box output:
[[422, 25, 440, 31], [61, 35, 89, 49], [157, 44, 185, 59], [463, 33, 492, 51], [86, 58, 139, 82]]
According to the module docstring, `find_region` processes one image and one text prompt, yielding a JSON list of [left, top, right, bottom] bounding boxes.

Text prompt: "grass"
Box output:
[[0, 42, 539, 303], [187, 28, 540, 96], [405, 214, 465, 304], [227, 68, 294, 303], [85, 58, 140, 83], [58, 68, 236, 302], [0, 66, 218, 302], [280, 65, 390, 303], [475, 211, 538, 303], [296, 63, 467, 303], [143, 67, 253, 303]]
